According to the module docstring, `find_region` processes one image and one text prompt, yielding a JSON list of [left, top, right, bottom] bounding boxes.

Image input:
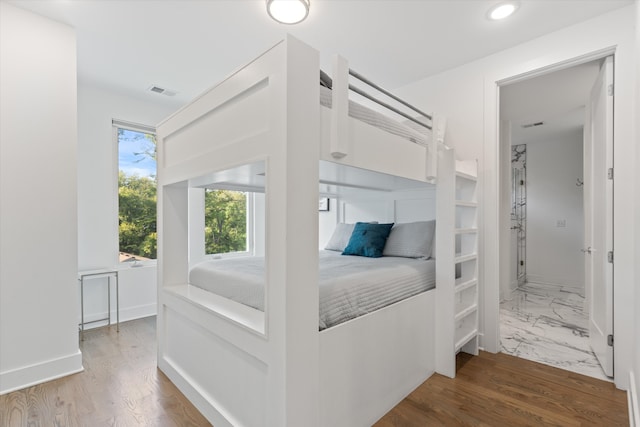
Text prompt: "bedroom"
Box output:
[[1, 1, 638, 425]]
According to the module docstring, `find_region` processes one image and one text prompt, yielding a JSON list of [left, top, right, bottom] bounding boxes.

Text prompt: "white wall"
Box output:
[[78, 82, 179, 269], [339, 189, 437, 224], [632, 0, 640, 419], [77, 82, 179, 326], [396, 6, 637, 389], [318, 198, 338, 249], [525, 131, 584, 289], [255, 192, 266, 256], [0, 3, 81, 393], [318, 189, 436, 251]]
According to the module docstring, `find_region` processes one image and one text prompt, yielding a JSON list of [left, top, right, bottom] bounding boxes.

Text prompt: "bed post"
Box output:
[[435, 146, 456, 377], [263, 35, 321, 426], [426, 115, 447, 181], [330, 55, 349, 159]]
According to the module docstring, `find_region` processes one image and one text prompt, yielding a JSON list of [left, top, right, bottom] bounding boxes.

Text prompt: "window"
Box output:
[[204, 189, 249, 255], [116, 123, 157, 262]]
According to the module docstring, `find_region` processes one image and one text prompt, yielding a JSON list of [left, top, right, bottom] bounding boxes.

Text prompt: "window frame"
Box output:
[[113, 119, 158, 267], [202, 189, 255, 260]]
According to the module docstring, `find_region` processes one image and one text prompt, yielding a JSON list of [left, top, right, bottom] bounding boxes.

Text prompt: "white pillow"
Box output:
[[383, 220, 436, 259], [325, 222, 379, 252], [324, 223, 356, 252]]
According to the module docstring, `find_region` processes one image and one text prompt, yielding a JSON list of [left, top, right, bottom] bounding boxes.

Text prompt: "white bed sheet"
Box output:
[[319, 85, 430, 146], [189, 250, 436, 330]]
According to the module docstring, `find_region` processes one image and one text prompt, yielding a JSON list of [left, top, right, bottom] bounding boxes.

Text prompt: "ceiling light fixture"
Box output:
[[266, 0, 310, 25], [488, 2, 519, 20]]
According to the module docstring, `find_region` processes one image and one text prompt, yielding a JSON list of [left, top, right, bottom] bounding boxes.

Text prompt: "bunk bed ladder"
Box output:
[[436, 149, 479, 378]]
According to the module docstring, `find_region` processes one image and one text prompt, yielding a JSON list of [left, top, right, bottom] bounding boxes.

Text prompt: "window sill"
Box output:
[[204, 251, 251, 260], [118, 259, 157, 269]]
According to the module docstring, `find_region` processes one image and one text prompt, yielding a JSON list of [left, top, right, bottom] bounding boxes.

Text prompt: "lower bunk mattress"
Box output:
[[189, 250, 436, 330]]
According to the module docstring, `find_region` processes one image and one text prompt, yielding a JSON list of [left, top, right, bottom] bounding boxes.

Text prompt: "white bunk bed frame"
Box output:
[[156, 36, 478, 427]]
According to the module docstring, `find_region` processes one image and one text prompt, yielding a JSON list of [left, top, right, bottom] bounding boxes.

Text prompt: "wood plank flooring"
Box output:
[[376, 351, 628, 426], [0, 317, 628, 426], [0, 317, 210, 427]]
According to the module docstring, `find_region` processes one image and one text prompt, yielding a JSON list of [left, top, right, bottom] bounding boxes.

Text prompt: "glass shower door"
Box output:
[[511, 144, 526, 287]]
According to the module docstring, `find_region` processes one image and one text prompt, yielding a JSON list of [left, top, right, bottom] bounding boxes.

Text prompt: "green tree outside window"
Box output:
[[118, 128, 157, 261], [204, 190, 247, 254]]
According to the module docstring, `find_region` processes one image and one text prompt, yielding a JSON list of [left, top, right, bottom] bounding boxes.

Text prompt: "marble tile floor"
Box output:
[[500, 281, 610, 381]]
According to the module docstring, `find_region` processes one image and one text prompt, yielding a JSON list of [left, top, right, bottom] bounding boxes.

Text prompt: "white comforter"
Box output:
[[189, 250, 435, 329], [319, 85, 430, 146]]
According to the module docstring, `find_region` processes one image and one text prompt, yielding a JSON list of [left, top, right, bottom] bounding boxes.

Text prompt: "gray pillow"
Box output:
[[324, 223, 356, 252], [382, 220, 436, 259], [325, 222, 378, 252]]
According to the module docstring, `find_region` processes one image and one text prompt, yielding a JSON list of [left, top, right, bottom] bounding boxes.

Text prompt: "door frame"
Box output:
[[584, 55, 615, 376], [482, 47, 617, 365]]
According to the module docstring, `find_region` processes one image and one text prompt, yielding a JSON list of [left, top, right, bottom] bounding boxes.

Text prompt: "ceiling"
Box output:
[[8, 0, 632, 109], [502, 59, 602, 145]]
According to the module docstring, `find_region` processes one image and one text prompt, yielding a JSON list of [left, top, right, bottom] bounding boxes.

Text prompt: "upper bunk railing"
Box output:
[[330, 54, 443, 183], [347, 68, 432, 131]]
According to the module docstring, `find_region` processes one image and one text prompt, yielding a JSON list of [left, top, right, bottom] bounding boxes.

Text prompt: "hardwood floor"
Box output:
[[376, 351, 628, 426], [1, 317, 628, 426], [0, 317, 210, 427]]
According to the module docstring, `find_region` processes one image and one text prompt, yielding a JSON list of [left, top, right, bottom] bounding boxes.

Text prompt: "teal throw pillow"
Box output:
[[342, 222, 394, 258]]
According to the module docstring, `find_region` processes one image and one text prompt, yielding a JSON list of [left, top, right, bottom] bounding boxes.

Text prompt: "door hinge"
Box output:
[[608, 168, 614, 180], [607, 334, 614, 346], [608, 251, 614, 263], [608, 84, 614, 96]]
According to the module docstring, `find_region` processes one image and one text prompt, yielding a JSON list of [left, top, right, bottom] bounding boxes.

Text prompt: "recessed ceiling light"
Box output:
[[488, 2, 519, 20], [266, 0, 310, 25]]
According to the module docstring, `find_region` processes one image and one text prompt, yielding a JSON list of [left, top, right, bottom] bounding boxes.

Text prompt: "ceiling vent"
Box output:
[[147, 85, 177, 97], [522, 121, 544, 129]]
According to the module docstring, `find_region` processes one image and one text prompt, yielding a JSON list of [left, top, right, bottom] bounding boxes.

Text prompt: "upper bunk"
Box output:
[[156, 35, 446, 193]]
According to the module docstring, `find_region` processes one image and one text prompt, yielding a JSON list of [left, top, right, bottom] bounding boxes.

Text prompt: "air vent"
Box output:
[[147, 85, 177, 97], [522, 121, 544, 129]]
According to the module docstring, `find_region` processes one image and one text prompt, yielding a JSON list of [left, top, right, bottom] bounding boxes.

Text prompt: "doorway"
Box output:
[[497, 58, 613, 381]]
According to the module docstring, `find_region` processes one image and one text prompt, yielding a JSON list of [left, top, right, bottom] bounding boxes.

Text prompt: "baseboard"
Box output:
[[477, 333, 486, 352], [120, 303, 157, 322], [630, 371, 639, 427], [0, 350, 83, 395], [500, 287, 514, 302], [158, 355, 234, 427], [79, 303, 157, 330]]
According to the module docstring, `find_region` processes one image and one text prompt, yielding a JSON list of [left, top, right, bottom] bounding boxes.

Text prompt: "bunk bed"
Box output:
[[156, 36, 478, 427]]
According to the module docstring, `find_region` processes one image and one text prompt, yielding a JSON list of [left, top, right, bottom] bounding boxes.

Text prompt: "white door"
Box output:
[[584, 56, 614, 377]]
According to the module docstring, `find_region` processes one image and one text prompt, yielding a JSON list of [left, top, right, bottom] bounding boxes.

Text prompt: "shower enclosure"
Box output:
[[511, 144, 526, 287]]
